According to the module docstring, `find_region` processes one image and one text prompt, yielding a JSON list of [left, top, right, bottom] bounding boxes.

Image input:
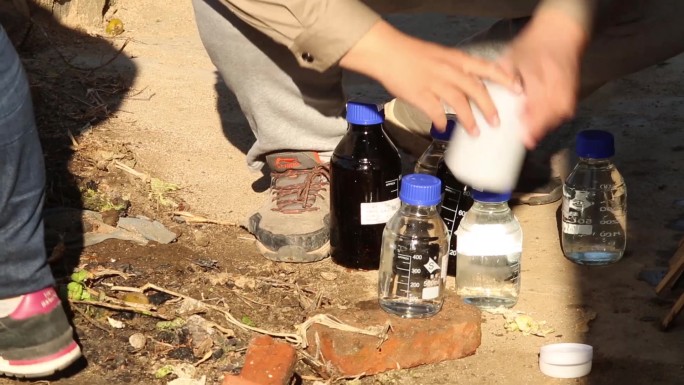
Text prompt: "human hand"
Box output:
[[340, 20, 521, 134], [499, 8, 588, 148]]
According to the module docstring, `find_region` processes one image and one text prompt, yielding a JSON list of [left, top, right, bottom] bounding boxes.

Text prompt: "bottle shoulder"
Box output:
[[458, 209, 521, 232], [333, 130, 401, 168], [566, 162, 625, 189], [385, 209, 448, 238]]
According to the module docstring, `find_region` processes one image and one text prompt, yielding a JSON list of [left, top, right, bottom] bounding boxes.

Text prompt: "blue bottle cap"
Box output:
[[399, 174, 442, 206], [429, 118, 456, 141], [346, 102, 384, 125], [576, 130, 615, 159], [471, 189, 511, 203]]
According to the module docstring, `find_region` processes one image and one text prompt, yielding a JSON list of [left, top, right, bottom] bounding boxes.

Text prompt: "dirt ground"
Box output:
[[2, 1, 684, 384]]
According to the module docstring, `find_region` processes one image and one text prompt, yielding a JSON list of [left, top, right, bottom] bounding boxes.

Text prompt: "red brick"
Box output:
[[223, 335, 297, 385], [306, 295, 481, 376], [222, 376, 259, 385]]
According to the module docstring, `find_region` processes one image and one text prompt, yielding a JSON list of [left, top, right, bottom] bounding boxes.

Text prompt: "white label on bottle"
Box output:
[[422, 286, 440, 300], [456, 224, 523, 256], [562, 222, 593, 235], [360, 198, 400, 225]]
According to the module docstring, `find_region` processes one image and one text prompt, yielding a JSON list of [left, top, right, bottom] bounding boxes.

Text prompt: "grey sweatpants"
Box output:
[[193, 0, 684, 170]]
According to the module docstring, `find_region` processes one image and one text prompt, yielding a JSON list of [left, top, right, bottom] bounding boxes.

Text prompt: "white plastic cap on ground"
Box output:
[[539, 343, 593, 378]]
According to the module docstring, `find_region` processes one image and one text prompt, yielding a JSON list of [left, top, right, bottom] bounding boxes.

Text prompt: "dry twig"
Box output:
[[172, 211, 238, 226], [113, 161, 149, 181], [71, 299, 172, 320]]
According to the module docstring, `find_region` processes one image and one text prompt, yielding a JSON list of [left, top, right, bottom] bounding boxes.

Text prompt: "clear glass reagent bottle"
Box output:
[[379, 174, 449, 318], [456, 190, 522, 309], [561, 129, 627, 265], [414, 117, 456, 175]]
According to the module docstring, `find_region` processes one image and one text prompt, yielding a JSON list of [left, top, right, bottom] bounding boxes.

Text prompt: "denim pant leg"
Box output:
[[0, 25, 54, 299]]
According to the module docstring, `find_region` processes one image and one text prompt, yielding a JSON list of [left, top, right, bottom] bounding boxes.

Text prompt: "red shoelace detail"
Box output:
[[270, 164, 330, 214]]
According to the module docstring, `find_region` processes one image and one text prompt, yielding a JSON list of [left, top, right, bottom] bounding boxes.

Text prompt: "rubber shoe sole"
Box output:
[[511, 176, 563, 206], [256, 240, 330, 263], [0, 336, 81, 378]]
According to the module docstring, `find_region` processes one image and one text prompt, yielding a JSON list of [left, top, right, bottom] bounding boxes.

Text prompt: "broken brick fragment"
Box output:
[[305, 295, 481, 376], [223, 335, 297, 385]]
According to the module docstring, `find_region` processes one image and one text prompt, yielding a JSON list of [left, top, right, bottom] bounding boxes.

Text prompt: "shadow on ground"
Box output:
[[4, 2, 137, 380]]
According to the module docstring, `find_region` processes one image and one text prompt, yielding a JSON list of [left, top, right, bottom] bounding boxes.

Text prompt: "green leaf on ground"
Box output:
[[241, 316, 255, 327]]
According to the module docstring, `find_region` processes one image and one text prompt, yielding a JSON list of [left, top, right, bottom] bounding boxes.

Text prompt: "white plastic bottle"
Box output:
[[444, 81, 527, 193]]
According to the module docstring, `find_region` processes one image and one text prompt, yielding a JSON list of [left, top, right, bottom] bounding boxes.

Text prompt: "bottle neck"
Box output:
[[431, 139, 449, 151], [578, 157, 613, 166], [349, 123, 384, 133], [472, 201, 510, 213], [399, 202, 439, 217]]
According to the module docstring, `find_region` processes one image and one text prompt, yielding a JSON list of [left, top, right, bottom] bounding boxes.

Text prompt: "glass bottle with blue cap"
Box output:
[[378, 174, 449, 318], [561, 129, 627, 265], [330, 101, 402, 270], [456, 189, 522, 309], [414, 116, 456, 175]]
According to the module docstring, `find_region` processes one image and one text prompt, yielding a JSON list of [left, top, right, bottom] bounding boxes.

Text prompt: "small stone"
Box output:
[[320, 272, 337, 281], [129, 333, 147, 350], [107, 317, 125, 329], [96, 160, 109, 170], [234, 276, 256, 290], [178, 298, 208, 315], [101, 209, 120, 227], [193, 230, 210, 247], [117, 217, 177, 244]]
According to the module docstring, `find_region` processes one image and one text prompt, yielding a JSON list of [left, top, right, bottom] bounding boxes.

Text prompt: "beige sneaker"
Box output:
[[245, 152, 330, 262]]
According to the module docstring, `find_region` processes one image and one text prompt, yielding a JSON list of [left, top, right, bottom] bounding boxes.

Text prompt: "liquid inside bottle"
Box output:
[[330, 102, 402, 270], [456, 190, 522, 309], [561, 162, 627, 264], [561, 130, 627, 265], [379, 174, 449, 318]]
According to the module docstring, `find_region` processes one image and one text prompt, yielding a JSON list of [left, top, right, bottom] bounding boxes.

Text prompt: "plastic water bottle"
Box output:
[[379, 174, 449, 318], [561, 130, 627, 265], [456, 190, 522, 309], [444, 81, 527, 193], [414, 117, 456, 175], [330, 102, 402, 270]]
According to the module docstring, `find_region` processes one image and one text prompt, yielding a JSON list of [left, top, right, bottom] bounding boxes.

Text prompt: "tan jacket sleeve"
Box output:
[[218, 0, 381, 72]]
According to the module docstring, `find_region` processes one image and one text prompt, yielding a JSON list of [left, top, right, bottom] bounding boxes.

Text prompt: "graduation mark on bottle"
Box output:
[[393, 238, 444, 300], [441, 185, 472, 256], [561, 189, 594, 235]]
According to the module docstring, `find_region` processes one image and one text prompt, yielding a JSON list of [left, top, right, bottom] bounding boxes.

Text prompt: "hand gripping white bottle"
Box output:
[[444, 81, 527, 193]]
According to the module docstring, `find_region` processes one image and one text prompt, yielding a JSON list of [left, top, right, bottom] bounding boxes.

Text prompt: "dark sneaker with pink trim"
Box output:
[[0, 287, 81, 378]]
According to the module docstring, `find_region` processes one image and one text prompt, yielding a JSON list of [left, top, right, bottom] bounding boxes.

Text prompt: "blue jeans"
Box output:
[[0, 25, 54, 298]]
